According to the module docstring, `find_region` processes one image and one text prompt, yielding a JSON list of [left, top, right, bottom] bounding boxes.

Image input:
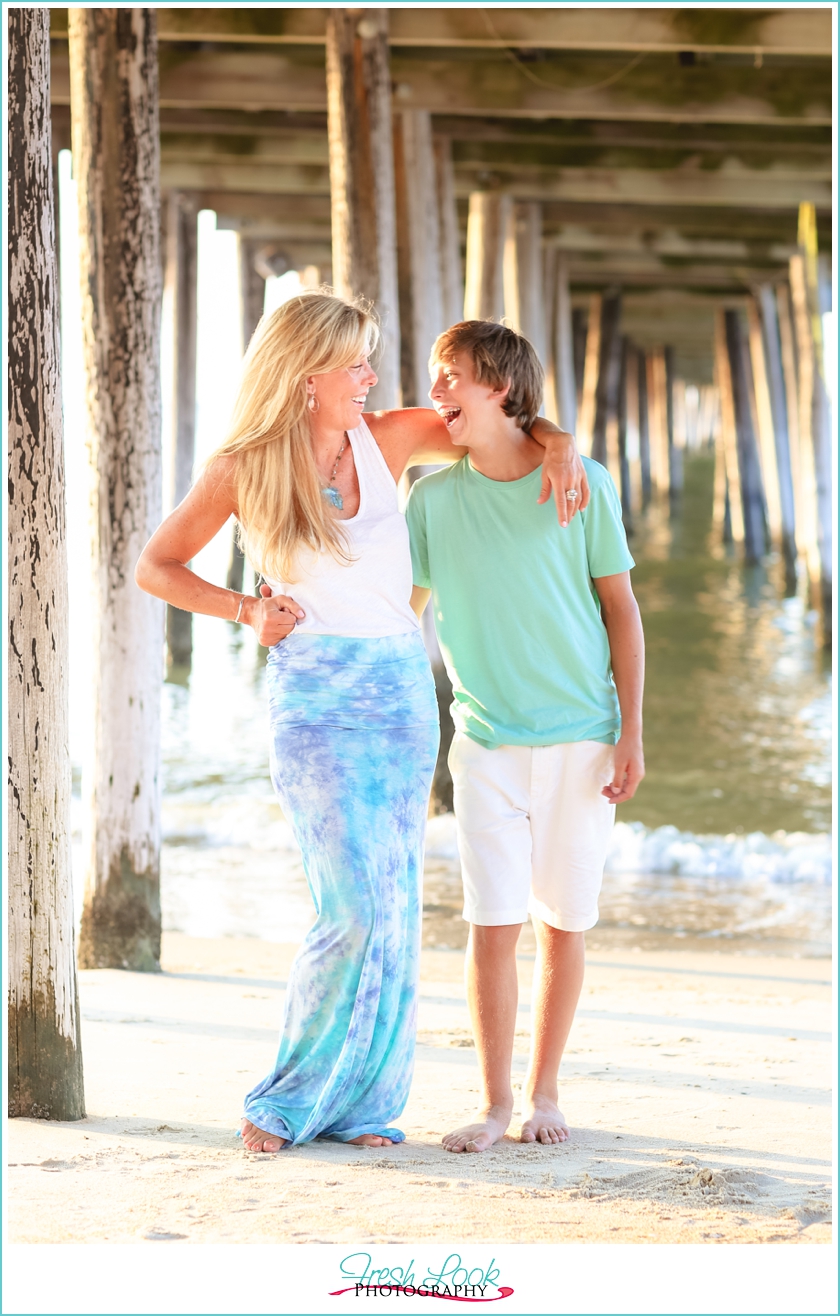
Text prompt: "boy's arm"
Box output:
[[410, 585, 431, 618], [367, 408, 589, 525], [593, 571, 645, 805]]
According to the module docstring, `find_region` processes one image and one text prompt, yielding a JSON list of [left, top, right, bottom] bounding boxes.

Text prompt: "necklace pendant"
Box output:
[[321, 486, 344, 511]]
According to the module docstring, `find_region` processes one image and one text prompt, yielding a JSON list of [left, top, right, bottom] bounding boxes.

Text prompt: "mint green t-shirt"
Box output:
[[406, 454, 635, 748]]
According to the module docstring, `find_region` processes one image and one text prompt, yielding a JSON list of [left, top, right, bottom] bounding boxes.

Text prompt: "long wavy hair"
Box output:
[[206, 289, 378, 581]]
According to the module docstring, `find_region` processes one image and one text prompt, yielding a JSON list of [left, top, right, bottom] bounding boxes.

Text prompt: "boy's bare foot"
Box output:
[[442, 1104, 512, 1153], [520, 1096, 570, 1144], [347, 1134, 394, 1147], [240, 1119, 287, 1152]]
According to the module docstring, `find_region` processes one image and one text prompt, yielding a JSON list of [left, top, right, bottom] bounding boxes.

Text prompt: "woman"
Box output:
[[136, 290, 586, 1153]]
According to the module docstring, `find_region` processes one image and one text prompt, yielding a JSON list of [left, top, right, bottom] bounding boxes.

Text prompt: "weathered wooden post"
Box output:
[[503, 202, 547, 365], [747, 294, 785, 552], [590, 293, 622, 468], [463, 192, 510, 321], [637, 348, 652, 507], [756, 285, 796, 562], [8, 5, 85, 1121], [433, 137, 463, 328], [226, 236, 267, 595], [714, 309, 744, 545], [577, 293, 602, 453], [724, 309, 767, 563], [616, 337, 632, 529], [664, 346, 683, 499], [326, 7, 400, 409], [394, 109, 445, 406], [165, 193, 197, 671], [547, 254, 577, 432], [69, 8, 164, 971], [788, 254, 820, 596], [793, 203, 832, 634]]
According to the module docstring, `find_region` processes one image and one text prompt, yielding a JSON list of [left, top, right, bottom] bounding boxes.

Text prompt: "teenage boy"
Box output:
[[406, 321, 645, 1153]]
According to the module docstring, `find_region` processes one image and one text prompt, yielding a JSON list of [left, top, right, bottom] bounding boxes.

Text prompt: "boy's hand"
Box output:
[[536, 431, 590, 527], [602, 734, 645, 804]]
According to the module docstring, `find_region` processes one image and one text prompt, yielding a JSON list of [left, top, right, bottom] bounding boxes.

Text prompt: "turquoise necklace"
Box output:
[[321, 435, 347, 510]]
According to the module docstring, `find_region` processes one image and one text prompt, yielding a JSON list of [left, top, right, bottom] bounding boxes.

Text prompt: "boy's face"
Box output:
[[428, 352, 510, 444]]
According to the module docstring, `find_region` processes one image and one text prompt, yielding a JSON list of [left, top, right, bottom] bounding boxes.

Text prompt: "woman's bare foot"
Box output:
[[240, 1119, 287, 1152], [442, 1104, 512, 1153], [347, 1134, 394, 1146], [519, 1095, 570, 1144]]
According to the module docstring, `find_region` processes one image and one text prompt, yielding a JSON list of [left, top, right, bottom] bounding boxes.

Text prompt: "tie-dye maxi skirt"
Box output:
[[243, 631, 439, 1145]]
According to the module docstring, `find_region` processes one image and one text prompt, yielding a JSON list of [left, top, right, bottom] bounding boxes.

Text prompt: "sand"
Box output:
[[7, 932, 832, 1246]]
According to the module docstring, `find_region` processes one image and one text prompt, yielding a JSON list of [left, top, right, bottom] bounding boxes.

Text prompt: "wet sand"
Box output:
[[7, 931, 831, 1246]]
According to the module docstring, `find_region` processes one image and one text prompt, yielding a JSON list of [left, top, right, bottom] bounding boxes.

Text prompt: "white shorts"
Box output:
[[449, 733, 616, 932]]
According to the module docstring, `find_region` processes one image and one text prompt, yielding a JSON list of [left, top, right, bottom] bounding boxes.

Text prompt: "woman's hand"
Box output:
[[536, 430, 590, 526], [246, 584, 306, 646]]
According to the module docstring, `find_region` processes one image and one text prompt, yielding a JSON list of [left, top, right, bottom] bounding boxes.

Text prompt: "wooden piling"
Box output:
[[69, 7, 164, 972], [642, 350, 655, 502], [724, 309, 767, 563], [547, 254, 577, 432], [394, 109, 445, 406], [751, 290, 795, 558], [165, 194, 198, 670], [9, 4, 86, 1121], [577, 293, 602, 453], [463, 192, 510, 321], [788, 254, 820, 597], [664, 346, 683, 498], [227, 237, 266, 595], [714, 309, 744, 544], [616, 337, 632, 528], [433, 137, 463, 329], [326, 7, 400, 408], [796, 204, 832, 631], [590, 292, 622, 468], [503, 202, 547, 364]]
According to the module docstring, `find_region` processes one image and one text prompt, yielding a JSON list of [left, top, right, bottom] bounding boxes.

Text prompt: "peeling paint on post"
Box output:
[[8, 6, 85, 1119], [69, 9, 164, 971]]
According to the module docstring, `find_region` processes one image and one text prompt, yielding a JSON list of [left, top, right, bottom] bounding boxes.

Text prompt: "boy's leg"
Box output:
[[520, 923, 585, 1143], [443, 922, 521, 1153], [444, 735, 533, 1154], [523, 740, 616, 1143]]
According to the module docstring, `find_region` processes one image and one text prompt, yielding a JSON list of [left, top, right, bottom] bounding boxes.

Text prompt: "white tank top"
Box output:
[[263, 417, 420, 638]]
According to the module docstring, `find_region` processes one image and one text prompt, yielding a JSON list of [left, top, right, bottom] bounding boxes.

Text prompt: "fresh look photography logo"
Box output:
[[330, 1252, 513, 1301]]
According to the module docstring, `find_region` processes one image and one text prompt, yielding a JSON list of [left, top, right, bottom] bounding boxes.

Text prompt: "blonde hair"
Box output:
[[206, 289, 379, 581]]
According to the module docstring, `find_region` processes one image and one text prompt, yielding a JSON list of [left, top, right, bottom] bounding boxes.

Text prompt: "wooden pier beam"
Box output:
[[463, 191, 510, 321], [8, 4, 85, 1121], [165, 193, 198, 671], [616, 337, 633, 529], [714, 309, 744, 545], [326, 7, 400, 408], [69, 7, 164, 971]]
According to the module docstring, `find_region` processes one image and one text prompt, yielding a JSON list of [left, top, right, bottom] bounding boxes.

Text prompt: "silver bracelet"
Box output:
[[233, 594, 245, 624]]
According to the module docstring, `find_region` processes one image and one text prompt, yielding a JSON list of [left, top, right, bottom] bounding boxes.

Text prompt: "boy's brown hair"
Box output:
[[430, 320, 544, 430]]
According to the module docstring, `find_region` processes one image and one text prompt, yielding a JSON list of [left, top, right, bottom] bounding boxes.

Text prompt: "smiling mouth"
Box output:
[[440, 407, 462, 427], [352, 394, 368, 406]]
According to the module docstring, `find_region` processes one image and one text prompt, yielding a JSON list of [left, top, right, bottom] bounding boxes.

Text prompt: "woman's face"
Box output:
[[306, 354, 378, 431]]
